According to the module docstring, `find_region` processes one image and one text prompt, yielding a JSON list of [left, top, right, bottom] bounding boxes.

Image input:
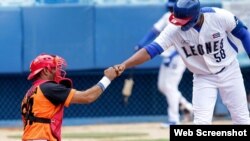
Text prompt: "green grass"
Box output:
[[7, 135, 21, 139]]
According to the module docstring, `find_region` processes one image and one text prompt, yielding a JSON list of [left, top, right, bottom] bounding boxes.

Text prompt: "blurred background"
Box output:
[[0, 0, 249, 128]]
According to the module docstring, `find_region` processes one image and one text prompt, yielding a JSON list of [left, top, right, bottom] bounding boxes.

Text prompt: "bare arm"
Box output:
[[122, 48, 151, 69], [71, 85, 103, 104], [70, 67, 118, 104], [114, 42, 164, 75]]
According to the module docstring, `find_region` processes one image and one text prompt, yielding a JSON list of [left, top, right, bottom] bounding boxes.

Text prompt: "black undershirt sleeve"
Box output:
[[40, 82, 72, 106]]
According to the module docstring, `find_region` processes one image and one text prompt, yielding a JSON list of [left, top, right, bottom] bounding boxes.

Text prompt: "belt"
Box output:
[[26, 115, 51, 124], [214, 67, 225, 75]]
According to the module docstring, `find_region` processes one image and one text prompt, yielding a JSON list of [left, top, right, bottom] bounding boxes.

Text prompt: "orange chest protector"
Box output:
[[21, 79, 64, 141]]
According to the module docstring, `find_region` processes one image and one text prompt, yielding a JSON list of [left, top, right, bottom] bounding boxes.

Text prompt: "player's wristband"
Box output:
[[97, 76, 111, 92]]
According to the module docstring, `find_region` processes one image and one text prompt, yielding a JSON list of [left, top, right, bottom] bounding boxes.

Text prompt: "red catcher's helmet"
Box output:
[[28, 54, 67, 82]]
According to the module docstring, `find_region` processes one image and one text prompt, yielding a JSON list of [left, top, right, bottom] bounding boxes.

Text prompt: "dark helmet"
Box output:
[[166, 0, 177, 12], [169, 0, 201, 31]]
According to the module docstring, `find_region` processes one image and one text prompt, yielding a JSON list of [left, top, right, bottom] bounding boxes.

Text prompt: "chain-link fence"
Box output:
[[1, 67, 249, 121], [0, 68, 188, 120]]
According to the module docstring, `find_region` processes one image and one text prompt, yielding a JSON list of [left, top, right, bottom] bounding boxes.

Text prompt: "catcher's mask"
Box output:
[[169, 0, 201, 31], [28, 53, 67, 83]]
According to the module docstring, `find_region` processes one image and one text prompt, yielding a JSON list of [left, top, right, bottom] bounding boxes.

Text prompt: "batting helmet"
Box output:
[[28, 53, 67, 83], [166, 0, 177, 12], [169, 0, 201, 31]]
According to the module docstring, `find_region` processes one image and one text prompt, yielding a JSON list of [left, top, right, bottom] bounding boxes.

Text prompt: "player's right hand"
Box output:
[[104, 67, 118, 81], [113, 64, 126, 76]]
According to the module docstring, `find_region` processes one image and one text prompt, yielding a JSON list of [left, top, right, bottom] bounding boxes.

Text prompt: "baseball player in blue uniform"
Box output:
[[115, 0, 250, 124], [135, 0, 192, 126]]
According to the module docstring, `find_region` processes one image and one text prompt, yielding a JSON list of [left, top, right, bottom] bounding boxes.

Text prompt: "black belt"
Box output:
[[214, 67, 225, 75], [26, 115, 51, 124]]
